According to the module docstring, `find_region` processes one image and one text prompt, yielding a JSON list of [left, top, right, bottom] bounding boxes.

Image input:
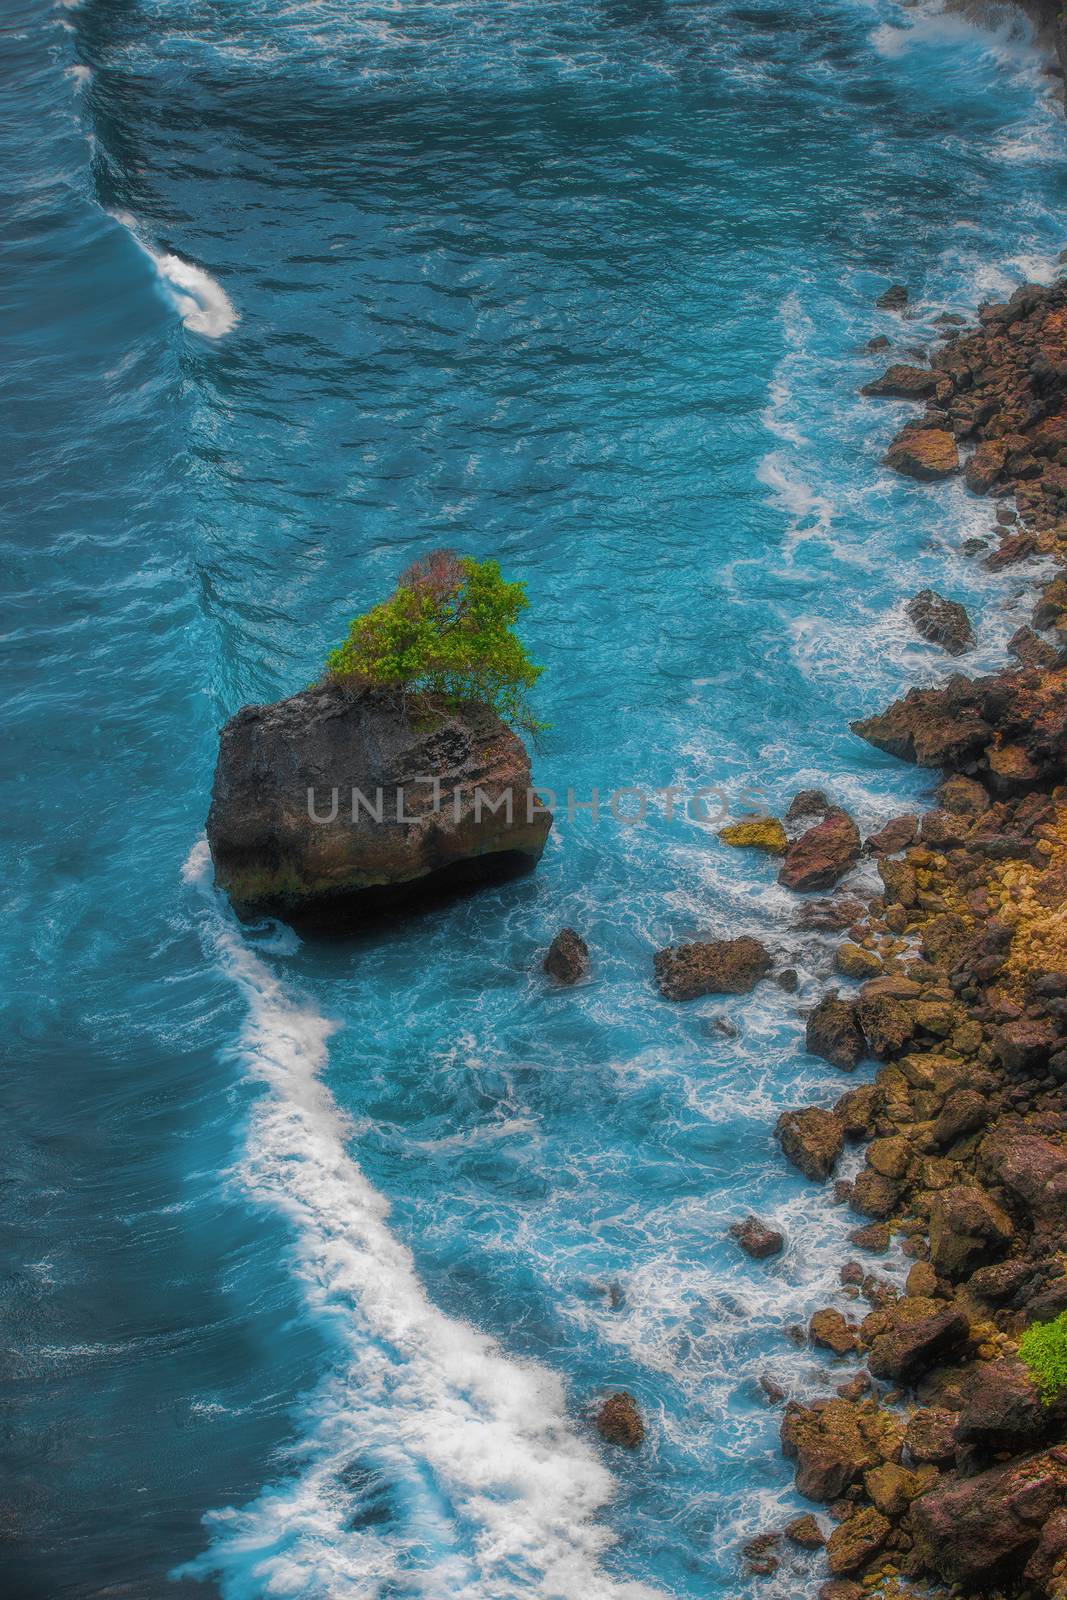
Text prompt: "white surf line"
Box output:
[[180, 841, 659, 1600], [109, 210, 238, 338]]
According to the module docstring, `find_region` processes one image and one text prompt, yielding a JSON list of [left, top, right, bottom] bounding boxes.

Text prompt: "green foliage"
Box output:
[[1019, 1311, 1067, 1404], [325, 550, 544, 733]]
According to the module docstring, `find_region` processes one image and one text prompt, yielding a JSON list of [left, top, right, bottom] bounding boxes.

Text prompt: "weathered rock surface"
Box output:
[[653, 936, 771, 1000], [862, 364, 936, 400], [779, 809, 861, 892], [777, 1107, 844, 1181], [543, 928, 589, 984], [909, 1447, 1067, 1590], [928, 1185, 1013, 1280], [206, 685, 551, 925], [595, 1391, 644, 1448], [730, 1215, 784, 1260], [866, 1303, 969, 1383], [884, 428, 960, 480], [806, 992, 866, 1070], [906, 589, 975, 656], [781, 1399, 903, 1501]]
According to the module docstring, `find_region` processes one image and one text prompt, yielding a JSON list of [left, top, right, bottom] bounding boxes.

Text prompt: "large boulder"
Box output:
[[653, 936, 771, 1000], [781, 1399, 903, 1501], [955, 1358, 1052, 1453], [909, 1447, 1067, 1590], [866, 1302, 969, 1383], [779, 809, 861, 892], [862, 364, 937, 400], [807, 992, 866, 1070], [777, 1107, 844, 1181], [928, 1185, 1013, 1280], [206, 685, 551, 925], [884, 428, 960, 481]]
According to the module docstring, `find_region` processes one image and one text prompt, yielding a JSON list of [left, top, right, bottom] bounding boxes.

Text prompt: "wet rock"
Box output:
[[543, 928, 589, 984], [964, 437, 1008, 495], [834, 1083, 883, 1141], [866, 1303, 969, 1383], [595, 1391, 644, 1448], [776, 967, 799, 993], [978, 1128, 1067, 1228], [777, 1107, 845, 1182], [779, 809, 862, 892], [862, 364, 936, 400], [906, 589, 975, 656], [810, 1308, 861, 1356], [653, 936, 772, 1000], [876, 284, 909, 310], [818, 1585, 862, 1600], [784, 1513, 825, 1549], [967, 1259, 1035, 1303], [730, 1215, 785, 1260], [795, 896, 867, 931], [826, 1506, 891, 1575], [719, 817, 787, 854], [806, 992, 866, 1071], [741, 1531, 780, 1577], [884, 428, 960, 481], [780, 1398, 904, 1501], [928, 1185, 1013, 1280], [909, 1447, 1067, 1590], [865, 814, 918, 856], [850, 1222, 890, 1252], [864, 1460, 926, 1518], [850, 1169, 902, 1220], [786, 788, 831, 822], [1010, 624, 1061, 669], [206, 684, 552, 926], [760, 1373, 786, 1404]]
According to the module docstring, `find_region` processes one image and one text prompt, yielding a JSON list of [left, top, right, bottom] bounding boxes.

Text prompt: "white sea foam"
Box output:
[[180, 841, 656, 1600], [110, 211, 238, 338]]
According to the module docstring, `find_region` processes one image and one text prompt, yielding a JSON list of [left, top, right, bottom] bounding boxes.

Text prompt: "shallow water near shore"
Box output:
[[3, 1, 1067, 1596]]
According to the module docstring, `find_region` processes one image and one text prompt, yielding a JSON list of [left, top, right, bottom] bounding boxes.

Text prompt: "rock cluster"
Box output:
[[743, 279, 1067, 1599]]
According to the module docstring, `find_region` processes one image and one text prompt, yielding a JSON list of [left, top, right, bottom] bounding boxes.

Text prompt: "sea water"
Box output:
[[2, 1, 1066, 1596]]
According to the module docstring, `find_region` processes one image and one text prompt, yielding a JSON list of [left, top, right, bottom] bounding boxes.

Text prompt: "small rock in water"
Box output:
[[653, 936, 772, 1000], [718, 816, 787, 854], [543, 927, 589, 984], [759, 1373, 786, 1403], [741, 1532, 780, 1577], [876, 283, 909, 310], [730, 1215, 785, 1260], [785, 1513, 826, 1550], [906, 588, 974, 655], [865, 334, 890, 352], [806, 991, 865, 1070], [834, 943, 883, 980], [594, 1390, 644, 1448], [861, 363, 936, 400], [785, 788, 830, 822], [776, 967, 799, 993]]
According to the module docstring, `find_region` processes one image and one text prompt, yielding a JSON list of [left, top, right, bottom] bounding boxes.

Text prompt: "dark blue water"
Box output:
[[3, 1, 1065, 1596]]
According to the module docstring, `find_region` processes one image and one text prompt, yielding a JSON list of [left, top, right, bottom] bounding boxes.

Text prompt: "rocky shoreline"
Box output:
[[742, 278, 1067, 1597]]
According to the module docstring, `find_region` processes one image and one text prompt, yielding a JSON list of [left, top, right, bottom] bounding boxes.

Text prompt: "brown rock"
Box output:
[[810, 1308, 861, 1356], [806, 992, 866, 1071], [834, 1083, 883, 1140], [730, 1215, 785, 1260], [851, 1169, 902, 1221], [785, 1513, 825, 1549], [905, 1406, 957, 1465], [741, 1531, 779, 1577], [866, 1303, 970, 1382], [909, 1448, 1067, 1590], [781, 1398, 903, 1501], [779, 808, 861, 894], [906, 590, 975, 656], [936, 774, 988, 815], [595, 1391, 644, 1448], [866, 813, 918, 855], [835, 943, 883, 980], [777, 1107, 844, 1181], [876, 284, 909, 310], [857, 991, 915, 1058], [955, 1358, 1050, 1453], [928, 1185, 1013, 1280], [862, 364, 936, 400], [965, 437, 1008, 494], [826, 1506, 892, 1575], [864, 1460, 924, 1518], [543, 928, 589, 984], [931, 1090, 989, 1148], [885, 428, 960, 481], [653, 936, 772, 1000]]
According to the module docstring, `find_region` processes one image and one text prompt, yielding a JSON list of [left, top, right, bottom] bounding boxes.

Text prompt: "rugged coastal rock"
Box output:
[[206, 684, 551, 925], [653, 936, 772, 999], [754, 276, 1067, 1600]]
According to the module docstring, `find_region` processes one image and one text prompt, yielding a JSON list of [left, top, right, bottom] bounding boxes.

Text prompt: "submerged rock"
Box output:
[[595, 1390, 644, 1448], [543, 928, 589, 984], [653, 936, 772, 1000], [206, 684, 551, 926]]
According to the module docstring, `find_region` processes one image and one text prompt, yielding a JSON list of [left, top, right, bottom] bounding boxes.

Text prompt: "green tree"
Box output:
[[325, 550, 544, 734], [1019, 1311, 1067, 1403]]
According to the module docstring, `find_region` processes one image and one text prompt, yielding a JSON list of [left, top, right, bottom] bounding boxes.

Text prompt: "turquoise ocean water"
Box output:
[[3, 1, 1066, 1595]]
